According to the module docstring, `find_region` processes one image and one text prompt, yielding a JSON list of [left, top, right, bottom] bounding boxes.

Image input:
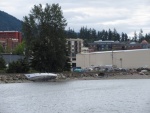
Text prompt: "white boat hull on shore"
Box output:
[[24, 73, 57, 81]]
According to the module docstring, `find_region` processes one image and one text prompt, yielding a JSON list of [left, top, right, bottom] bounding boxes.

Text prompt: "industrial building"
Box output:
[[0, 31, 22, 52], [76, 49, 150, 69], [88, 40, 150, 52]]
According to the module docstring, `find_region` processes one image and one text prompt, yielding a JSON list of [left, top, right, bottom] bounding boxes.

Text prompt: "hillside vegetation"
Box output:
[[0, 10, 22, 31]]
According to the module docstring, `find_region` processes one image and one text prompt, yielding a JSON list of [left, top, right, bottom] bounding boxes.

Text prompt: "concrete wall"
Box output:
[[76, 49, 150, 69]]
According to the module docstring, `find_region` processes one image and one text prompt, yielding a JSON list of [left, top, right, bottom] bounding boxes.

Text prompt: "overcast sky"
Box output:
[[1, 0, 150, 37]]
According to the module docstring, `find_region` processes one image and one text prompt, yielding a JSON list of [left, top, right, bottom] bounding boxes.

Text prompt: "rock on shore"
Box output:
[[0, 74, 30, 83], [0, 71, 150, 83]]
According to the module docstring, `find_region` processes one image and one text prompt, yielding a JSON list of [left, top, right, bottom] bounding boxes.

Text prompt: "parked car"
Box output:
[[74, 68, 84, 72]]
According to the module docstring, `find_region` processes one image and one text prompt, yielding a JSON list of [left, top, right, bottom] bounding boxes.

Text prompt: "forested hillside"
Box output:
[[0, 10, 22, 31]]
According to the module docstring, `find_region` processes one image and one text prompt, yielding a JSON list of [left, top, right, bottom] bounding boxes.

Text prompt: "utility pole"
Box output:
[[112, 49, 114, 66], [120, 58, 122, 68]]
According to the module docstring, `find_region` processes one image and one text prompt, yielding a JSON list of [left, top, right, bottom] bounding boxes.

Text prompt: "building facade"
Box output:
[[76, 49, 150, 69], [89, 40, 150, 52], [140, 40, 150, 49], [0, 31, 22, 52], [89, 40, 125, 51], [66, 38, 83, 68]]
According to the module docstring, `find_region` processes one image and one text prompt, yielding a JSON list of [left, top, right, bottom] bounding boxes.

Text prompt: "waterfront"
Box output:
[[0, 79, 150, 113]]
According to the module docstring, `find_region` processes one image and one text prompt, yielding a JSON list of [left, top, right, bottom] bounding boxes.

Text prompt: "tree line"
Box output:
[[65, 27, 150, 44]]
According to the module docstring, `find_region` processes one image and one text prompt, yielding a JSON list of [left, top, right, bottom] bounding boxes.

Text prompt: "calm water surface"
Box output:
[[0, 79, 150, 113]]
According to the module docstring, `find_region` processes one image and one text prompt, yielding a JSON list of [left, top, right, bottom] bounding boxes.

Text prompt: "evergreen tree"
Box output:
[[79, 26, 128, 43], [79, 26, 87, 39], [63, 57, 71, 71], [104, 31, 108, 40], [121, 32, 125, 42], [101, 30, 106, 40], [138, 29, 144, 42], [91, 28, 97, 40], [134, 31, 137, 41], [7, 59, 29, 73], [22, 3, 67, 72], [97, 31, 102, 40], [108, 29, 112, 40], [0, 56, 6, 70], [124, 33, 128, 42], [0, 44, 4, 53], [66, 28, 78, 38], [113, 28, 120, 41]]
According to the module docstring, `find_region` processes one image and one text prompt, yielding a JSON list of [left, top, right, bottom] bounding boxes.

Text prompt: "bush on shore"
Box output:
[[6, 59, 29, 73], [0, 56, 6, 70]]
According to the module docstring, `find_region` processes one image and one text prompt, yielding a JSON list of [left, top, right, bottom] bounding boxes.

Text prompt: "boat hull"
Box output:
[[24, 73, 57, 81]]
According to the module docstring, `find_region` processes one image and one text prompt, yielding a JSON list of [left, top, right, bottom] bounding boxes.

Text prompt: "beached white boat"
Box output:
[[24, 73, 57, 81]]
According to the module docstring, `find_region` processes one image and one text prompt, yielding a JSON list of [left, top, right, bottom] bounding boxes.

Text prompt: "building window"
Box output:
[[72, 63, 76, 67], [71, 53, 76, 57], [72, 58, 76, 61]]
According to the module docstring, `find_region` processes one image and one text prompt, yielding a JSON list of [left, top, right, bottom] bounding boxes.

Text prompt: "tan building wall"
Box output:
[[76, 49, 150, 69], [66, 38, 83, 67]]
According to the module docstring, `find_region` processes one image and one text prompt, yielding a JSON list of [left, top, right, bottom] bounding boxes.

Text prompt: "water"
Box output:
[[0, 79, 150, 113]]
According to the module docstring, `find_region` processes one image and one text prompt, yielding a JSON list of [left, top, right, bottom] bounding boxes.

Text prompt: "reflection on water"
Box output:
[[0, 79, 150, 113]]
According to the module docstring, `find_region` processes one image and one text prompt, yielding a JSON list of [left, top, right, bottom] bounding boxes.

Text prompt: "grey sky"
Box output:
[[1, 0, 150, 37]]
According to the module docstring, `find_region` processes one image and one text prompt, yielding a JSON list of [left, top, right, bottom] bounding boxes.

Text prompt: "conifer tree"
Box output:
[[22, 3, 67, 72]]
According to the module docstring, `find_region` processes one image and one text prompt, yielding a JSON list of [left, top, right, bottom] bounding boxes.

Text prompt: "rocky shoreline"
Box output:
[[0, 71, 150, 84]]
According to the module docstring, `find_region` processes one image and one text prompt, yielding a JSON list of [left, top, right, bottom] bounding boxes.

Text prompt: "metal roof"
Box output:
[[80, 49, 150, 55]]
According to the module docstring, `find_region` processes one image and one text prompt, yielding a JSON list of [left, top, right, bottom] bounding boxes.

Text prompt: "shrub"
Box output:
[[6, 58, 29, 73], [0, 56, 6, 70]]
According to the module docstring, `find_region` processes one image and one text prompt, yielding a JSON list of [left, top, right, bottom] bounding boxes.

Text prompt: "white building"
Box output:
[[76, 49, 150, 69], [81, 47, 89, 53], [66, 38, 83, 67]]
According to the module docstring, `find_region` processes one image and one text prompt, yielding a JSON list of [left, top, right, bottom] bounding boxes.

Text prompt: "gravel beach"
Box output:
[[0, 71, 150, 84]]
